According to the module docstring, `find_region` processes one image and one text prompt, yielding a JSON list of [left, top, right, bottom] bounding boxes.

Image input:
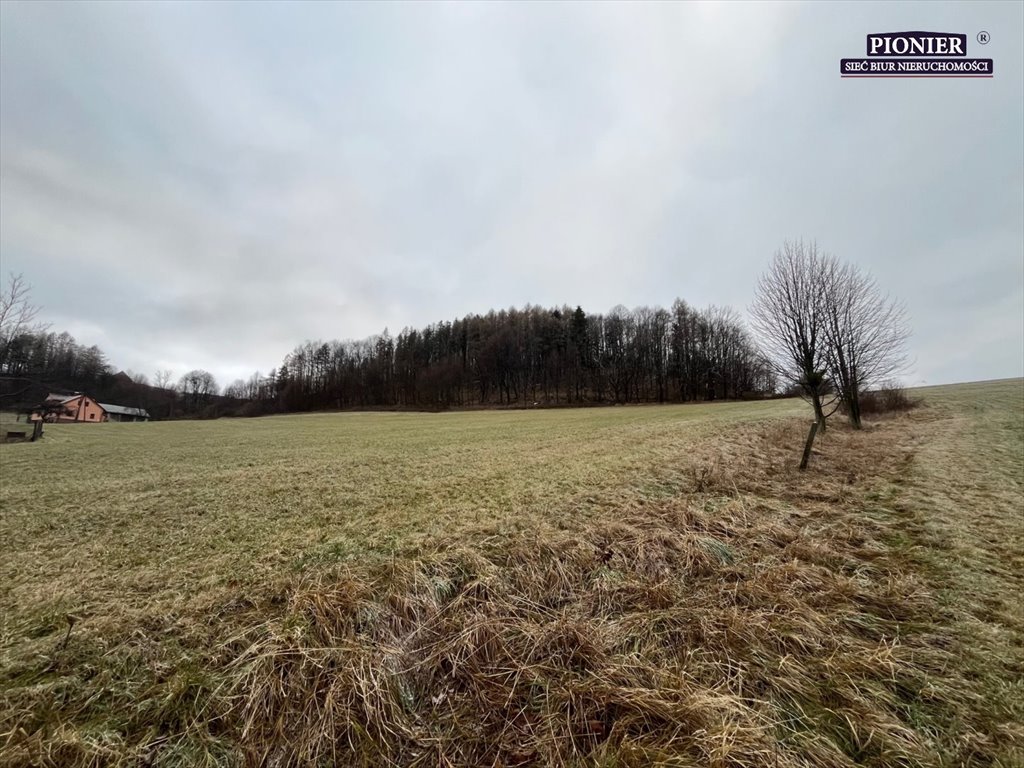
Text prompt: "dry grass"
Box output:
[[1, 382, 1021, 767]]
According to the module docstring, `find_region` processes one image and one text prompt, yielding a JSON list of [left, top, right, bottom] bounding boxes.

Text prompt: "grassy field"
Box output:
[[0, 413, 28, 433], [1, 381, 1021, 767]]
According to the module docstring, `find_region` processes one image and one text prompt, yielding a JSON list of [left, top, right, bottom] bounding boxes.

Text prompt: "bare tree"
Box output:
[[0, 273, 45, 348], [0, 274, 50, 399], [151, 369, 176, 419], [154, 370, 173, 391], [822, 261, 910, 429], [223, 379, 247, 400], [178, 369, 219, 413], [750, 241, 839, 430]]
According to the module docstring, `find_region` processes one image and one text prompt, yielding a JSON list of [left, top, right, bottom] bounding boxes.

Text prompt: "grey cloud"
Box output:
[[1, 0, 1021, 387]]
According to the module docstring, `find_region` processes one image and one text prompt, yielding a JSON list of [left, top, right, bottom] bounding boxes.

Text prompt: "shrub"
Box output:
[[856, 383, 921, 416]]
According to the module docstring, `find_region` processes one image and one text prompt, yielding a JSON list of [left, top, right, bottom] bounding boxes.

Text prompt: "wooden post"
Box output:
[[31, 420, 43, 442], [799, 420, 818, 471]]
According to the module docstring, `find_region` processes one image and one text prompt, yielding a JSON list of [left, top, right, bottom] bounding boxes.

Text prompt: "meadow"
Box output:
[[1, 381, 1021, 767]]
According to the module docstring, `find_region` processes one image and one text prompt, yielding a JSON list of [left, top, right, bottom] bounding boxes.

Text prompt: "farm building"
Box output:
[[29, 393, 150, 423], [99, 402, 151, 422]]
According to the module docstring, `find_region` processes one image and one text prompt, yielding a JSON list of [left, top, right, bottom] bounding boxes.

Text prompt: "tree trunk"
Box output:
[[811, 391, 827, 433], [848, 392, 862, 429], [799, 420, 819, 471]]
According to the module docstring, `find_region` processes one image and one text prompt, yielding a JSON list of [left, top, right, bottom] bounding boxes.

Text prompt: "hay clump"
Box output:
[[228, 515, 954, 768]]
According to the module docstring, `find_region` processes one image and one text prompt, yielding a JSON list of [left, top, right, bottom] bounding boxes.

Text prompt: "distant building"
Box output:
[[29, 393, 150, 423], [98, 402, 150, 422]]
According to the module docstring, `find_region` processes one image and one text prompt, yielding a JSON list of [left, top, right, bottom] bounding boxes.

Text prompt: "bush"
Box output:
[[857, 383, 921, 415]]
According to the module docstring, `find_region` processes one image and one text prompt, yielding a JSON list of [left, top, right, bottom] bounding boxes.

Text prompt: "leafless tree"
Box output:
[[223, 379, 247, 400], [151, 369, 176, 419], [0, 273, 46, 347], [821, 261, 910, 429], [178, 369, 219, 413], [154, 370, 173, 391], [750, 241, 840, 430], [0, 273, 50, 399]]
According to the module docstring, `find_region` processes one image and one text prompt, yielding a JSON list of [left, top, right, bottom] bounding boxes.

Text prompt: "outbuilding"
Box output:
[[98, 402, 150, 422]]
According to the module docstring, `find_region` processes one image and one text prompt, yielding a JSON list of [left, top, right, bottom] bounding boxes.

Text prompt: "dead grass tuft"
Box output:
[[225, 509, 975, 767]]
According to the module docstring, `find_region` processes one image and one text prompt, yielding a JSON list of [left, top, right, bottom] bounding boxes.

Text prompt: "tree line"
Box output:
[[0, 329, 110, 389], [0, 282, 775, 416], [4, 240, 909, 430], [228, 301, 777, 414], [0, 325, 226, 419]]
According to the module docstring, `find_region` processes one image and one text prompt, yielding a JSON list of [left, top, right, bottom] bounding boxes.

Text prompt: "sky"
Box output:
[[1, 1, 1022, 389]]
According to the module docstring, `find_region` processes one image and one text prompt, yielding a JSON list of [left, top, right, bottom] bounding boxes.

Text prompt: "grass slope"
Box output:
[[1, 381, 1021, 766]]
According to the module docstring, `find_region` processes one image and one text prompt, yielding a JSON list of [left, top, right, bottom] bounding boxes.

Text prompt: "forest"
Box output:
[[0, 298, 776, 417], [239, 300, 776, 413]]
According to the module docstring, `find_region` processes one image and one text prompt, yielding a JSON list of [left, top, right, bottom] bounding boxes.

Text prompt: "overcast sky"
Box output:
[[1, 1, 1021, 388]]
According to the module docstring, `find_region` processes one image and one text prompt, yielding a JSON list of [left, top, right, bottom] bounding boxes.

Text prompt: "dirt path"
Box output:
[[883, 382, 1024, 765]]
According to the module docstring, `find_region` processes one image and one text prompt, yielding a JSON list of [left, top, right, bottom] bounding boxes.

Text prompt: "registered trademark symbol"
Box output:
[[977, 31, 990, 45]]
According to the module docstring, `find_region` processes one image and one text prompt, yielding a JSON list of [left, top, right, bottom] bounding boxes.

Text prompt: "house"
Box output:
[[31, 393, 106, 423], [29, 393, 150, 423]]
